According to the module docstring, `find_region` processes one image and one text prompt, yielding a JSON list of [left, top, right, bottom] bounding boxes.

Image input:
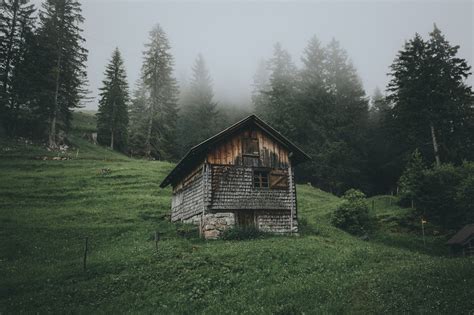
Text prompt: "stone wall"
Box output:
[[182, 212, 235, 239]]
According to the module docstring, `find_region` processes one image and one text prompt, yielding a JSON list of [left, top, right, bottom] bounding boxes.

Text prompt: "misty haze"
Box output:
[[1, 0, 474, 313]]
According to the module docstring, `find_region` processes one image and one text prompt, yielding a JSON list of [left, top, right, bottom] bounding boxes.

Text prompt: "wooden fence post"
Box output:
[[83, 237, 88, 271], [154, 231, 160, 251]]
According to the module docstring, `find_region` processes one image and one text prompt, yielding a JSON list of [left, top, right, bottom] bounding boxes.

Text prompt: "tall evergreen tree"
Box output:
[[262, 43, 298, 137], [35, 0, 88, 147], [0, 0, 36, 135], [387, 25, 473, 167], [128, 80, 148, 156], [367, 88, 397, 193], [251, 58, 270, 115], [296, 37, 370, 194], [96, 48, 129, 151], [177, 53, 218, 156], [130, 24, 178, 159]]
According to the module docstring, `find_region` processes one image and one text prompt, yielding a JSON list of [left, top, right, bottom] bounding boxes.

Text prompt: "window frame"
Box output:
[[253, 169, 270, 188]]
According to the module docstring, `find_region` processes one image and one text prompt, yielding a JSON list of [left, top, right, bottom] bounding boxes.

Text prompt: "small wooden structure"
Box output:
[[446, 224, 474, 256], [160, 115, 310, 239]]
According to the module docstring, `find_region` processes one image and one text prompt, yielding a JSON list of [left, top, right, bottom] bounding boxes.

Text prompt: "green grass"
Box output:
[[1, 113, 473, 313]]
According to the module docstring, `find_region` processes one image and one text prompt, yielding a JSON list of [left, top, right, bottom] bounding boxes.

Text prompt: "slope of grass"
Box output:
[[1, 113, 473, 313]]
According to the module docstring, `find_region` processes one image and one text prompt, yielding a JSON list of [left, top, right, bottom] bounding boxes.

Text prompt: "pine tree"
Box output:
[[177, 53, 218, 156], [296, 37, 370, 194], [96, 48, 129, 151], [36, 0, 88, 147], [398, 149, 426, 206], [133, 24, 178, 159], [128, 80, 148, 156], [251, 58, 270, 115], [387, 25, 473, 167], [264, 43, 298, 136], [0, 0, 36, 135], [367, 87, 399, 193]]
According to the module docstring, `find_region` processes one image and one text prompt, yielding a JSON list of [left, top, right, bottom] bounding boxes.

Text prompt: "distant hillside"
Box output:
[[0, 115, 472, 313]]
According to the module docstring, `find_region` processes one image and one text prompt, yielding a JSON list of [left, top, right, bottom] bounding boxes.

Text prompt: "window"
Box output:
[[242, 137, 259, 156], [253, 170, 269, 188]]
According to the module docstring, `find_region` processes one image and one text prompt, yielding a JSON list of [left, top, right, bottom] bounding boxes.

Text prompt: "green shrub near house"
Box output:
[[331, 189, 375, 236]]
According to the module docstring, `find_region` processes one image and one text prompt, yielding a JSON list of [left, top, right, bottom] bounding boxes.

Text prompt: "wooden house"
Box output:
[[160, 115, 310, 239], [447, 224, 474, 256]]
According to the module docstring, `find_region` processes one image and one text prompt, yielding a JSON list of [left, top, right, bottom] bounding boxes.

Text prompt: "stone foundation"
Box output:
[[183, 212, 235, 239], [182, 211, 297, 239]]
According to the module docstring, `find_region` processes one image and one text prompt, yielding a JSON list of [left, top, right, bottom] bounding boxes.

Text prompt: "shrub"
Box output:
[[221, 226, 266, 240], [331, 189, 374, 236], [398, 149, 426, 206], [416, 162, 474, 229]]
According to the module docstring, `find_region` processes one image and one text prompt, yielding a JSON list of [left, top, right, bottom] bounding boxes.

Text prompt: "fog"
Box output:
[[79, 0, 473, 110]]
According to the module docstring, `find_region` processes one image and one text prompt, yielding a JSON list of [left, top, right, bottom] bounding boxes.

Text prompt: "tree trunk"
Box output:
[[2, 0, 19, 98], [110, 100, 116, 150], [145, 107, 153, 157], [430, 122, 441, 167], [110, 128, 114, 150], [49, 52, 62, 148]]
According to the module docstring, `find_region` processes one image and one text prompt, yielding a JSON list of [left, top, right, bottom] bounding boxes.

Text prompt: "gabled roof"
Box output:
[[447, 224, 474, 245], [160, 114, 310, 188]]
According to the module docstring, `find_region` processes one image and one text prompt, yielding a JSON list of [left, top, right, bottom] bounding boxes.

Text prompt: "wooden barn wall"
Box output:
[[171, 168, 204, 222], [209, 165, 297, 211], [206, 128, 290, 168], [256, 210, 293, 233]]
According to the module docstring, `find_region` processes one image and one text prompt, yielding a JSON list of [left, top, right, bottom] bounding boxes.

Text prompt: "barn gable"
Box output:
[[160, 115, 309, 188]]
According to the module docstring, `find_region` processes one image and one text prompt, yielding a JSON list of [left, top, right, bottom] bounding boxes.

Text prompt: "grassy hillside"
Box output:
[[1, 112, 473, 313]]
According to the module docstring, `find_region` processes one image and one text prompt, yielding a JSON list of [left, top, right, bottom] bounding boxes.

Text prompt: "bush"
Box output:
[[331, 189, 374, 236], [221, 226, 266, 240], [416, 162, 474, 229], [398, 149, 426, 206]]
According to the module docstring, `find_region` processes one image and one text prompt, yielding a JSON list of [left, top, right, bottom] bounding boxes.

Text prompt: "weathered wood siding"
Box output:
[[256, 210, 294, 233], [206, 128, 290, 168], [171, 166, 204, 222], [209, 165, 297, 211]]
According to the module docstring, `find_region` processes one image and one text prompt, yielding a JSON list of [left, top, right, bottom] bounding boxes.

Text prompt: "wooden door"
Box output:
[[237, 211, 255, 227]]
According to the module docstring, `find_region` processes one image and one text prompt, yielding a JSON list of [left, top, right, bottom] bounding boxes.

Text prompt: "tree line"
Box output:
[[253, 25, 473, 196]]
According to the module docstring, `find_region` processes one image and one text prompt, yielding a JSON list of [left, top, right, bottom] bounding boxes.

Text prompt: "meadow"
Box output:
[[0, 113, 472, 314]]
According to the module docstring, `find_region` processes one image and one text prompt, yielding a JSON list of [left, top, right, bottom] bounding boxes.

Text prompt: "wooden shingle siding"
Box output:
[[256, 210, 293, 233], [209, 165, 297, 211], [171, 171, 204, 222]]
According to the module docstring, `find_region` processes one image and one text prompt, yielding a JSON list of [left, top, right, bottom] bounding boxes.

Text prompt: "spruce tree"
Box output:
[[96, 48, 129, 151], [388, 25, 473, 167], [398, 149, 426, 206], [251, 58, 270, 116], [132, 24, 178, 159], [264, 43, 298, 136], [0, 0, 36, 135], [177, 53, 218, 156], [36, 0, 88, 147]]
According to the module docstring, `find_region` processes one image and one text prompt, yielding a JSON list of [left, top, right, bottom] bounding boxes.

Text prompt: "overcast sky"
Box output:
[[76, 0, 473, 110]]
